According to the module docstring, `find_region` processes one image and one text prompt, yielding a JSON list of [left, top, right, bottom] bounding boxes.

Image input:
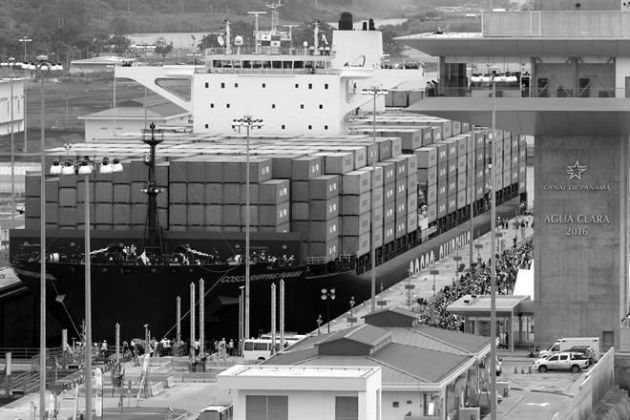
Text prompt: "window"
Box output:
[[308, 125, 312, 130], [324, 83, 329, 89], [262, 83, 266, 88], [295, 83, 299, 88], [246, 396, 288, 420], [210, 103, 214, 108], [204, 124, 209, 128], [319, 104, 323, 109], [407, 401, 412, 405], [392, 401, 399, 408], [205, 82, 209, 88], [335, 396, 358, 420], [324, 125, 328, 130], [300, 104, 304, 109], [308, 83, 312, 89], [281, 125, 286, 130], [221, 82, 225, 88], [272, 104, 276, 109], [235, 83, 239, 88], [226, 104, 230, 108]]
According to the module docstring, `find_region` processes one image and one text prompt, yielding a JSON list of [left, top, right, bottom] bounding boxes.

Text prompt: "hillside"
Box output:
[[0, 0, 511, 62]]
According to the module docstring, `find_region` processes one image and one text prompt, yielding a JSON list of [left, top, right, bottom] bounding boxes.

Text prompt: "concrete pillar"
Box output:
[[534, 135, 628, 349]]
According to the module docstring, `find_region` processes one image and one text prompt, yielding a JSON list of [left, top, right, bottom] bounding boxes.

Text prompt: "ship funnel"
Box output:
[[369, 18, 375, 31], [339, 12, 353, 30]]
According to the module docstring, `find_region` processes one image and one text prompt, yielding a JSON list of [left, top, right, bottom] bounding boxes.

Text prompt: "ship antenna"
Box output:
[[265, 0, 284, 35], [248, 11, 267, 54], [142, 122, 164, 248], [313, 20, 320, 55], [224, 18, 232, 54]]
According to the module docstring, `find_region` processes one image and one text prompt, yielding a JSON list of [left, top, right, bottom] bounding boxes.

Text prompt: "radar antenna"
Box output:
[[265, 1, 284, 35]]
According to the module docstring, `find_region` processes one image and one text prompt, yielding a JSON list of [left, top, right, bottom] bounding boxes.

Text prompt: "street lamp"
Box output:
[[19, 37, 32, 61], [37, 54, 48, 420], [430, 269, 439, 295], [489, 78, 498, 420], [361, 85, 388, 313], [320, 288, 336, 333], [51, 156, 123, 420], [232, 116, 263, 341]]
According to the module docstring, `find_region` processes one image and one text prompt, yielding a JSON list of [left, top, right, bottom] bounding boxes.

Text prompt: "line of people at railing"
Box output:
[[417, 239, 534, 331], [16, 243, 297, 268]]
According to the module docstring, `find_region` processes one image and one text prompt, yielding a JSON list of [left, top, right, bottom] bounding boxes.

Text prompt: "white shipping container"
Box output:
[[342, 170, 372, 195], [187, 204, 205, 225], [341, 192, 371, 215], [371, 186, 384, 208], [292, 156, 323, 180], [341, 213, 371, 236], [309, 175, 340, 200], [169, 182, 187, 203], [205, 205, 222, 225], [222, 184, 241, 204], [341, 232, 371, 256], [320, 152, 354, 175], [309, 197, 339, 220], [206, 183, 222, 204], [259, 179, 290, 204], [309, 218, 339, 241], [291, 180, 310, 202], [187, 183, 205, 204], [259, 202, 290, 226], [372, 205, 384, 228], [356, 166, 383, 189], [240, 204, 259, 226], [59, 188, 77, 207]]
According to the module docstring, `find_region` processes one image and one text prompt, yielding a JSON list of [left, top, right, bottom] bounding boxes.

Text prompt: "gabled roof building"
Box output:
[[264, 308, 494, 420]]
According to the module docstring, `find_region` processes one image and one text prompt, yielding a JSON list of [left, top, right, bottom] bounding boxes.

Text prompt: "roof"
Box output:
[[363, 307, 419, 320], [220, 364, 377, 378], [395, 33, 630, 58], [266, 321, 490, 387], [70, 56, 135, 65], [79, 103, 189, 120], [447, 294, 533, 317]]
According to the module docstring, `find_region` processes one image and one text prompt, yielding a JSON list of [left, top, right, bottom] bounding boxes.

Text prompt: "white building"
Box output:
[[0, 78, 25, 136], [69, 56, 135, 75], [79, 95, 191, 141], [217, 365, 382, 420]]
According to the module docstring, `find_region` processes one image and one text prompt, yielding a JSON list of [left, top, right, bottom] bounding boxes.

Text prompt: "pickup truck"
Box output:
[[533, 352, 590, 373]]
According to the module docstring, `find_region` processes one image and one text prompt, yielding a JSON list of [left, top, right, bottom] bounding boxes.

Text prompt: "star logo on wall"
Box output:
[[566, 160, 587, 180]]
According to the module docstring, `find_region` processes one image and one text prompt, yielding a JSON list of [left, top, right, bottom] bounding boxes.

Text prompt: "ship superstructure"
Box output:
[[116, 9, 423, 136]]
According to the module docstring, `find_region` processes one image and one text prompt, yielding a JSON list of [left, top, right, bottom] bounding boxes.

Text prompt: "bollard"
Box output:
[[514, 366, 518, 374], [528, 366, 532, 374], [521, 367, 525, 374]]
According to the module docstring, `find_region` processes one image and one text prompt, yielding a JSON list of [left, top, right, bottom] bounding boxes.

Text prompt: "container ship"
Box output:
[[8, 8, 527, 344]]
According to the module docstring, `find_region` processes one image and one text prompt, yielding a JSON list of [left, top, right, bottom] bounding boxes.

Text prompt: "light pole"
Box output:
[[489, 78, 498, 420], [320, 288, 336, 333], [37, 54, 47, 420], [19, 37, 32, 61], [430, 269, 439, 295], [50, 156, 123, 420], [361, 85, 388, 313], [232, 116, 264, 340]]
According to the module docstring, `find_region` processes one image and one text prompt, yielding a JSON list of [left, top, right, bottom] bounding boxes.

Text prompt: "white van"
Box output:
[[243, 335, 307, 361], [539, 337, 600, 358], [197, 404, 233, 420]]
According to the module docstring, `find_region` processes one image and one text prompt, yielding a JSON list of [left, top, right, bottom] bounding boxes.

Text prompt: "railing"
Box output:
[[0, 347, 46, 359], [483, 11, 630, 38], [426, 85, 623, 99]]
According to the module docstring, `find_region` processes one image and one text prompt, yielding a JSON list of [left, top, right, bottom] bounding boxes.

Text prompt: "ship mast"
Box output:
[[142, 122, 164, 248], [248, 11, 267, 54], [265, 1, 284, 36]]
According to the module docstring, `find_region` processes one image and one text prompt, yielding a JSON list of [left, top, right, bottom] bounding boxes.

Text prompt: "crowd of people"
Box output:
[[417, 238, 534, 331]]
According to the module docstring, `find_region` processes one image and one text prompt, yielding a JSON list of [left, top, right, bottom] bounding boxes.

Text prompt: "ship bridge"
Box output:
[[396, 8, 630, 351]]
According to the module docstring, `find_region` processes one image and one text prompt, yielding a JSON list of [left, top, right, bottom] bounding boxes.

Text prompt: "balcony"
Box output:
[[482, 11, 630, 38], [428, 85, 620, 99]]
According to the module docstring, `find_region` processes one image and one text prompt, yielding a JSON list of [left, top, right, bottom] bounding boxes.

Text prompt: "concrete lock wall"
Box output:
[[534, 135, 628, 349]]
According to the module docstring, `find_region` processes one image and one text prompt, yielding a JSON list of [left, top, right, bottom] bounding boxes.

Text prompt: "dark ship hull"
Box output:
[[9, 197, 521, 343]]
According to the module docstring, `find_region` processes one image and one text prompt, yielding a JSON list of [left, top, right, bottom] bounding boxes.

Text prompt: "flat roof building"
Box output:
[[217, 365, 382, 420]]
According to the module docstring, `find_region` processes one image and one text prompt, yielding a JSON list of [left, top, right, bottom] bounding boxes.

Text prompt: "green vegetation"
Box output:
[[0, 0, 496, 63]]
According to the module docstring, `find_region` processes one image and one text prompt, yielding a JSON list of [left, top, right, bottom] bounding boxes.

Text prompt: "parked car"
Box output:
[[533, 352, 590, 373], [566, 345, 597, 365]]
